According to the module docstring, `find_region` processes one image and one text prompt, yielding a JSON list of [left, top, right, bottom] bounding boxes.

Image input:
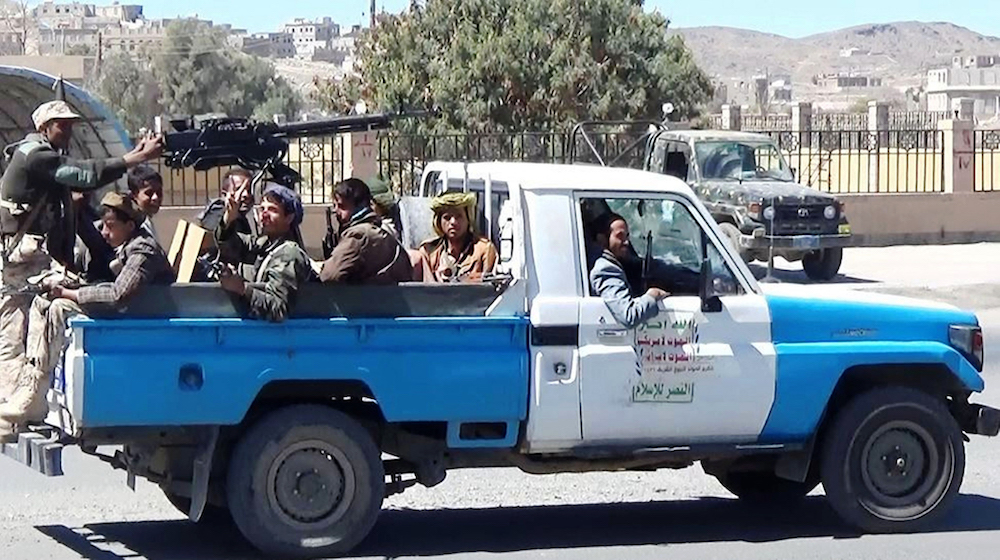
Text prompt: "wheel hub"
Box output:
[[267, 441, 356, 529], [865, 428, 927, 498]]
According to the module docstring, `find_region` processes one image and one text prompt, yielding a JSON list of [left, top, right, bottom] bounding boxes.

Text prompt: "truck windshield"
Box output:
[[694, 140, 793, 182]]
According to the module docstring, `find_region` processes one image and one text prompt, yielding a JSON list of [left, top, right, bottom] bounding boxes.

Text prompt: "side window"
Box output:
[[663, 142, 693, 183], [582, 197, 742, 297]]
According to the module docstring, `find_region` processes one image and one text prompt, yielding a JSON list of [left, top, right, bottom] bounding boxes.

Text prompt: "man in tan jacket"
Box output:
[[320, 178, 412, 284], [418, 192, 498, 283]]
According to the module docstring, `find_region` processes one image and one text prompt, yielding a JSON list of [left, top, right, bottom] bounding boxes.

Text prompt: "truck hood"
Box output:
[[761, 284, 978, 345], [700, 179, 836, 205]]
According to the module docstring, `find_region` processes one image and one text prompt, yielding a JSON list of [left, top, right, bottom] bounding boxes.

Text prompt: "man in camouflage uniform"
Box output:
[[216, 183, 312, 322], [0, 100, 162, 403], [0, 192, 175, 439]]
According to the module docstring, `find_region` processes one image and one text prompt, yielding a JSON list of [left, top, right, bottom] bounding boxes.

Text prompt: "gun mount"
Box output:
[[160, 109, 438, 188]]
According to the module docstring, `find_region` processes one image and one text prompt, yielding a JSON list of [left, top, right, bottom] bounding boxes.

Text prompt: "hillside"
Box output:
[[672, 21, 1000, 93]]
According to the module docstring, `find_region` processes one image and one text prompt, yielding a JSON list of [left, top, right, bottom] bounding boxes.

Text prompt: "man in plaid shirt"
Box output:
[[0, 191, 175, 440]]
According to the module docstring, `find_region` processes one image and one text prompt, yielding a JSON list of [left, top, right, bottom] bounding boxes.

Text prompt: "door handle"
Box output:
[[598, 329, 629, 339]]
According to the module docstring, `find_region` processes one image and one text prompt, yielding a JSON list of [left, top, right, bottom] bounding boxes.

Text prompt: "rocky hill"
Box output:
[[672, 21, 1000, 88]]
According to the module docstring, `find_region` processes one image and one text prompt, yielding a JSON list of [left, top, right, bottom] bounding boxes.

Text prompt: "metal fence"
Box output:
[[153, 125, 952, 206], [761, 129, 945, 194], [379, 132, 569, 194], [710, 111, 952, 132], [975, 130, 1000, 192], [153, 136, 344, 207]]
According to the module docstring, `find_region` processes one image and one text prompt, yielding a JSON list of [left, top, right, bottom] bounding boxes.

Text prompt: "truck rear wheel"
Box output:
[[716, 471, 819, 505], [820, 387, 964, 533], [226, 405, 384, 558], [802, 248, 842, 281]]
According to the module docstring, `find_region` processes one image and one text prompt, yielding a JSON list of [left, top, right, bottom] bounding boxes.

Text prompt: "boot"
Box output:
[[0, 361, 50, 428], [0, 416, 16, 444]]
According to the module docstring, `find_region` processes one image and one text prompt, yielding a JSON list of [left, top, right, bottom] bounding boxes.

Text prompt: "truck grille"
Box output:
[[768, 204, 838, 235]]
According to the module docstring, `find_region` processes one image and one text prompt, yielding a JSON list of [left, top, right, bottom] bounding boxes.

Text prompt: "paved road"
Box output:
[[4, 243, 1000, 560]]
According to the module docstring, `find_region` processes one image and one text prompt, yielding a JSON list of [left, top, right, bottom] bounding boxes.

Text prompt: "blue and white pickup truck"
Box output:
[[4, 161, 998, 558]]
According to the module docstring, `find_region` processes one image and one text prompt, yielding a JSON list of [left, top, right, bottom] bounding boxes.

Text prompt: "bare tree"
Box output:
[[0, 0, 36, 55]]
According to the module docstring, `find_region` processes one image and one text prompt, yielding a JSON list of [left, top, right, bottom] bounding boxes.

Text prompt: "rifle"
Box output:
[[159, 109, 439, 188], [322, 206, 337, 260], [196, 255, 225, 281], [641, 230, 654, 291]]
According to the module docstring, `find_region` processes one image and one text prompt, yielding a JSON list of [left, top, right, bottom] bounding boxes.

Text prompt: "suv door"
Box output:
[[576, 193, 775, 445]]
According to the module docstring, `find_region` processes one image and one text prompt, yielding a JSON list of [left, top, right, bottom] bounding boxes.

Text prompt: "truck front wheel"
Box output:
[[802, 248, 843, 281], [821, 387, 965, 533], [226, 405, 384, 558]]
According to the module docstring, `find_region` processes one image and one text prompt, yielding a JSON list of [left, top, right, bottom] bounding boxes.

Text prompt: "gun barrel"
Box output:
[[274, 110, 438, 139]]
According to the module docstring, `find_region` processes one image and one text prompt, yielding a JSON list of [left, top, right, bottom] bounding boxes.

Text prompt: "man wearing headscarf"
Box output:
[[216, 183, 313, 322], [320, 178, 412, 284], [0, 191, 175, 439], [419, 192, 498, 283], [367, 176, 402, 242]]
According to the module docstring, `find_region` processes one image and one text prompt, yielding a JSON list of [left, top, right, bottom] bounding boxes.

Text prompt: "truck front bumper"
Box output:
[[738, 233, 853, 251]]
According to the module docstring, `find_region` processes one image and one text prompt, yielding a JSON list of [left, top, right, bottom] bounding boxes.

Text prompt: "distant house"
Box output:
[[927, 60, 1000, 117]]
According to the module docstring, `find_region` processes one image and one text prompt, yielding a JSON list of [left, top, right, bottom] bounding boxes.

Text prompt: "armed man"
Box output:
[[0, 100, 162, 401], [215, 182, 313, 322]]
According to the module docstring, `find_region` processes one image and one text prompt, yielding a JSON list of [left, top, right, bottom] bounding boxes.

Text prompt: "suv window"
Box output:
[[650, 138, 693, 182], [694, 140, 793, 182]]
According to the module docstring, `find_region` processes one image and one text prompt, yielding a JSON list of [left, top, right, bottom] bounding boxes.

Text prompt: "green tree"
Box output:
[[151, 19, 301, 120], [316, 0, 713, 133], [92, 51, 160, 135]]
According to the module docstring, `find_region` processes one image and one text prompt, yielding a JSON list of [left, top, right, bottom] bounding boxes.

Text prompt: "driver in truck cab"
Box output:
[[589, 212, 669, 329]]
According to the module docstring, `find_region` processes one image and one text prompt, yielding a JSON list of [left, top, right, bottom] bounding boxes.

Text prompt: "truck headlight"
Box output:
[[762, 206, 775, 221], [950, 324, 984, 370], [824, 205, 837, 219]]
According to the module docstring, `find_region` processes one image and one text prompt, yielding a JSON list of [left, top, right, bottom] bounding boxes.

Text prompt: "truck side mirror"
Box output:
[[699, 258, 723, 313]]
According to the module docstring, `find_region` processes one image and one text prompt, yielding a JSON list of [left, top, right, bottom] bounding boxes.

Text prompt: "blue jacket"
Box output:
[[589, 250, 659, 329]]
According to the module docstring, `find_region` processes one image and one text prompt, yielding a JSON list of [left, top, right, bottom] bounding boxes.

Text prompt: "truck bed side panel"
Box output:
[[72, 317, 530, 428]]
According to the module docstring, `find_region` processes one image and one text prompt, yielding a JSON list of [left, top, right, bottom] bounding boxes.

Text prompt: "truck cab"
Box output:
[[4, 161, 996, 559]]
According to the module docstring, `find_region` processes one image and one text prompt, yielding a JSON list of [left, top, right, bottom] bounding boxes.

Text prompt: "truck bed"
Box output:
[[55, 283, 530, 449]]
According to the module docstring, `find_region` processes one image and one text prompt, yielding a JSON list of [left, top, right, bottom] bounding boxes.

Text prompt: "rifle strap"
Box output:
[[1, 201, 47, 263]]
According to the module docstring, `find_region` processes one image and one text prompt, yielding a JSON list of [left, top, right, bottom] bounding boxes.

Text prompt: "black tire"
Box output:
[[226, 405, 384, 558], [718, 222, 750, 262], [716, 470, 819, 505], [802, 247, 843, 281], [161, 488, 232, 525], [820, 387, 965, 533]]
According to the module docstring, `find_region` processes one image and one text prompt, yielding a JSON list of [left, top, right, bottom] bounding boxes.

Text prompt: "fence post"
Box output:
[[342, 130, 379, 182], [722, 104, 741, 131], [940, 118, 974, 193], [792, 101, 812, 147], [867, 101, 889, 192]]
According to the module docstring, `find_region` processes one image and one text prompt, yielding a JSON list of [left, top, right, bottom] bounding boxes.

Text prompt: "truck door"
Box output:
[[576, 193, 775, 445]]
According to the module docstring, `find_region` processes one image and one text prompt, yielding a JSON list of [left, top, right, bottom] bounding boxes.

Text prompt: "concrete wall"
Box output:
[[841, 192, 1000, 246]]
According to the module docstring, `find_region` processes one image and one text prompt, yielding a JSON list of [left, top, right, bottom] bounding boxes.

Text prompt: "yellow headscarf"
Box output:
[[429, 192, 478, 238]]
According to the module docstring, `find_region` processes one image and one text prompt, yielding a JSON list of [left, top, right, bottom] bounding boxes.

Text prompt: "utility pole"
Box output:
[[370, 0, 376, 27]]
